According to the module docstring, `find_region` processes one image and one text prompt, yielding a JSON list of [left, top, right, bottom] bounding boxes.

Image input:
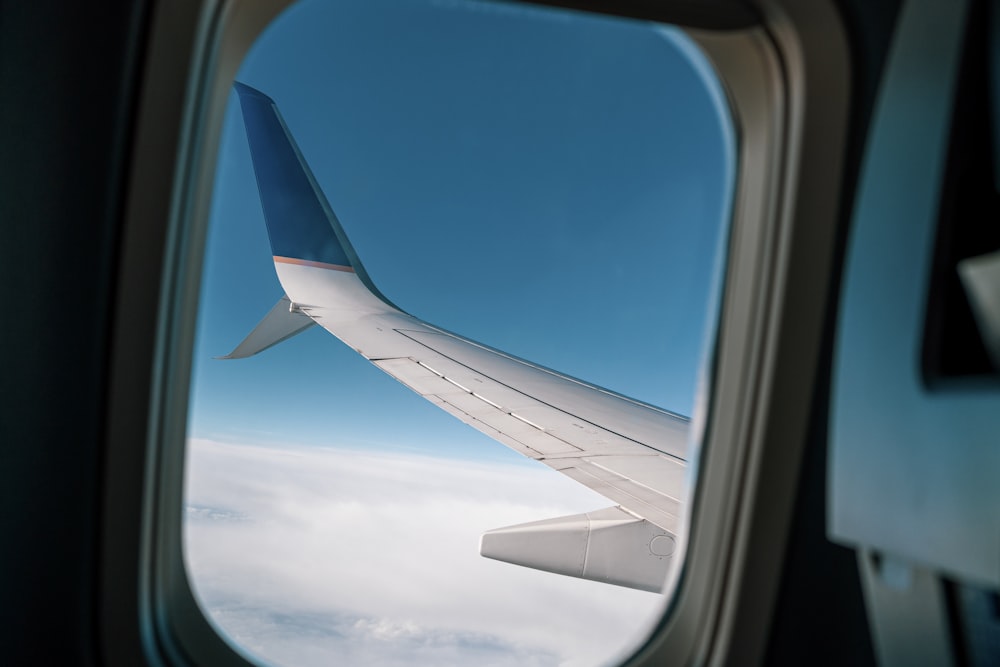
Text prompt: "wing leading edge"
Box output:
[[225, 82, 691, 593]]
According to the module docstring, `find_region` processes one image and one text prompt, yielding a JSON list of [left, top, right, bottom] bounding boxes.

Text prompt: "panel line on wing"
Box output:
[[443, 376, 472, 393], [370, 346, 687, 513], [393, 328, 687, 461], [417, 360, 444, 377], [585, 456, 686, 504], [554, 462, 681, 532], [396, 328, 689, 420], [510, 412, 545, 431], [429, 394, 552, 459], [471, 392, 502, 410]]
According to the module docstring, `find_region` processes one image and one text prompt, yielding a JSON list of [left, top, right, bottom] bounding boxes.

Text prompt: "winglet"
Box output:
[[234, 82, 399, 308], [234, 82, 356, 268]]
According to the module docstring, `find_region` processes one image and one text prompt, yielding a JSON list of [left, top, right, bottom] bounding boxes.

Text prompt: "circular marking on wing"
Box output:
[[649, 534, 676, 558]]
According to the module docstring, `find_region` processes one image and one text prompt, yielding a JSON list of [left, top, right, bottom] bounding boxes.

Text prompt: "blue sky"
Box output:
[[184, 1, 733, 664], [188, 0, 732, 456]]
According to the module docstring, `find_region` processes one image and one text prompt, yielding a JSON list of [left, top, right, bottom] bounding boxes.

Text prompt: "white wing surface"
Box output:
[[226, 83, 691, 592]]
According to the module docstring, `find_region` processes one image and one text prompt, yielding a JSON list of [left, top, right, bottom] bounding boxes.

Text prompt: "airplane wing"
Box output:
[[227, 82, 690, 593]]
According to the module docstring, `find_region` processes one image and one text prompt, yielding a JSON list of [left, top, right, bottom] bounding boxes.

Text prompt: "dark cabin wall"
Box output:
[[0, 2, 150, 663]]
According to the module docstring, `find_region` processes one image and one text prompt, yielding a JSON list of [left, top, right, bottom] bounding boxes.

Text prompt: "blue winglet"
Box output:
[[234, 81, 353, 269], [234, 82, 398, 308]]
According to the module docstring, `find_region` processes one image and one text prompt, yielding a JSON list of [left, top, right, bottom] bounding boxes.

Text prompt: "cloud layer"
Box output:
[[184, 439, 665, 666]]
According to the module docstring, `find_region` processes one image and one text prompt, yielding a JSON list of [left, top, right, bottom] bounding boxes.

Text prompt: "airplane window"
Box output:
[[183, 1, 734, 665]]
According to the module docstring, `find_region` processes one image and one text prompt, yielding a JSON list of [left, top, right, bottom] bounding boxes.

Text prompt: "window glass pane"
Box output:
[[184, 1, 734, 665]]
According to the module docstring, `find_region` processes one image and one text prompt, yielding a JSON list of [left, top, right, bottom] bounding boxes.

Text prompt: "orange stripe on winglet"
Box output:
[[273, 256, 355, 272]]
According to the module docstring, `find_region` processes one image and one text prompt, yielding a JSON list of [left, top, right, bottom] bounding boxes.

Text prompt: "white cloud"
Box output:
[[184, 438, 665, 667]]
